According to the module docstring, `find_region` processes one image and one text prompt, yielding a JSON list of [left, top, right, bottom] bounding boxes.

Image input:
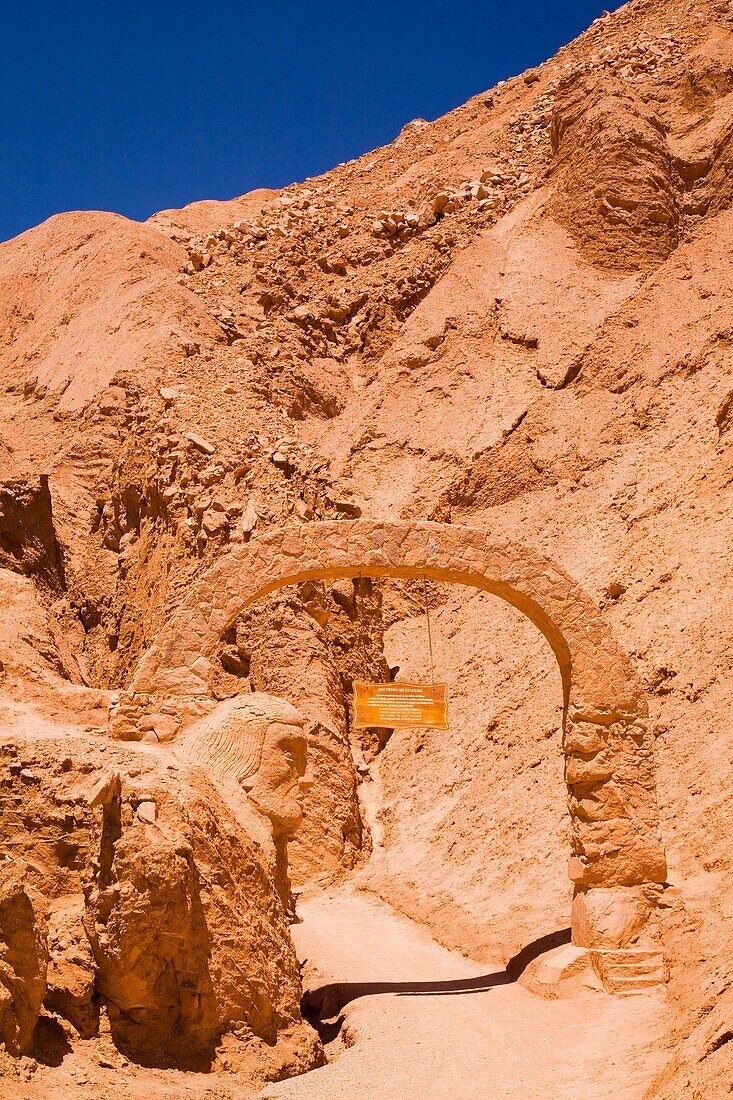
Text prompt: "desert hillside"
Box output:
[[0, 0, 732, 1096]]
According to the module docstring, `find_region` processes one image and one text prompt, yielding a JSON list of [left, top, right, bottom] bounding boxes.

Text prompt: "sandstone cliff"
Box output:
[[1, 0, 732, 1094]]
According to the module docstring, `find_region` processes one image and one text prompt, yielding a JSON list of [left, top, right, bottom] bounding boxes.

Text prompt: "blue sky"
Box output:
[[1, 1, 624, 242]]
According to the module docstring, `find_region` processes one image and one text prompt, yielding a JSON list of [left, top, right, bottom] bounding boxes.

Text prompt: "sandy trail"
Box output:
[[261, 888, 670, 1100]]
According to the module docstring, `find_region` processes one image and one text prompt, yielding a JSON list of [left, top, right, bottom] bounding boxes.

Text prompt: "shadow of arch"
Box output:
[[300, 927, 573, 1040]]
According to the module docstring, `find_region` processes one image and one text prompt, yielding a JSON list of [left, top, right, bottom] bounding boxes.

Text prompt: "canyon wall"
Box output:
[[0, 0, 732, 1093]]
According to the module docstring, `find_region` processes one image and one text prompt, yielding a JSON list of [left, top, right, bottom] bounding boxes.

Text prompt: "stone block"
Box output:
[[565, 754, 613, 784], [572, 887, 652, 948], [521, 945, 601, 999]]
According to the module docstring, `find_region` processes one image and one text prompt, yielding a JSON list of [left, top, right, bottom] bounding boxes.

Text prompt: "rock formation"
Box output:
[[0, 861, 48, 1056], [0, 735, 322, 1084], [1, 0, 733, 1094], [44, 895, 98, 1039], [172, 692, 312, 909]]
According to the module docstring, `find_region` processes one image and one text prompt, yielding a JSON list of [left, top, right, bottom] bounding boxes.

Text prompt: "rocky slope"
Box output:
[[1, 0, 733, 1094]]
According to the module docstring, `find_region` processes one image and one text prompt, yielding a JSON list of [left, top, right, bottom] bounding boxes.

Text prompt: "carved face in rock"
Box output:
[[175, 692, 311, 836], [244, 719, 309, 835]]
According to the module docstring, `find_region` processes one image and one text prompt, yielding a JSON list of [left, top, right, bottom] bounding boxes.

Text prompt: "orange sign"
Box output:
[[353, 681, 449, 729]]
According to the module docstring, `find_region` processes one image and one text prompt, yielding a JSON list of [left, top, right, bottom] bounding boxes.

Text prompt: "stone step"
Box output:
[[589, 948, 666, 996], [603, 975, 666, 996], [600, 949, 664, 964], [603, 962, 665, 979]]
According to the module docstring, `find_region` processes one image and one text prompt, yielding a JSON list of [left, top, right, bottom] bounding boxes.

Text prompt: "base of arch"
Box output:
[[523, 942, 666, 998], [569, 883, 666, 996], [588, 945, 666, 995], [571, 884, 664, 947]]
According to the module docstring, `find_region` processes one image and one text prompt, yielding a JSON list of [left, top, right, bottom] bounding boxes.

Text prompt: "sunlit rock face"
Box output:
[[2, 0, 733, 1094], [174, 691, 312, 907], [0, 737, 322, 1077]]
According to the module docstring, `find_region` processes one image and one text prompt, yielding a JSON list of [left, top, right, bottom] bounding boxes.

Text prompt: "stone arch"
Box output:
[[114, 520, 667, 968]]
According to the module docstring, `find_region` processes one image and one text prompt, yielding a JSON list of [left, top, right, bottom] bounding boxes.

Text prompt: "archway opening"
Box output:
[[365, 579, 568, 965]]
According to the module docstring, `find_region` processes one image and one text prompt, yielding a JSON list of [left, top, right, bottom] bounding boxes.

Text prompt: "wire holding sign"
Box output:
[[352, 681, 449, 729]]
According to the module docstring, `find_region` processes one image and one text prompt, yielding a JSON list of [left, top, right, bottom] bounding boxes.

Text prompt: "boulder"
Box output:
[[185, 432, 217, 456], [202, 509, 229, 537], [83, 827, 220, 1061], [78, 749, 318, 1067], [521, 944, 601, 999]]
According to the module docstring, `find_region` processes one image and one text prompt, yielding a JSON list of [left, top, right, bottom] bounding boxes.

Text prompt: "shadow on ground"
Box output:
[[302, 927, 571, 1043]]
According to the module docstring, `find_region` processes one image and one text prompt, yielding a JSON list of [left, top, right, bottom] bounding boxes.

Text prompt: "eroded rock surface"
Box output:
[[45, 895, 97, 1039], [0, 861, 48, 1055], [0, 737, 322, 1083], [1, 0, 733, 1095]]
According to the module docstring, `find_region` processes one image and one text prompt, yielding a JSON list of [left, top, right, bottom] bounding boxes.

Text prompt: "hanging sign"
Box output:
[[353, 681, 449, 729]]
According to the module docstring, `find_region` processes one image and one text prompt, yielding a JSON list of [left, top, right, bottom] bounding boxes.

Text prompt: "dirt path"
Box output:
[[261, 888, 671, 1100]]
